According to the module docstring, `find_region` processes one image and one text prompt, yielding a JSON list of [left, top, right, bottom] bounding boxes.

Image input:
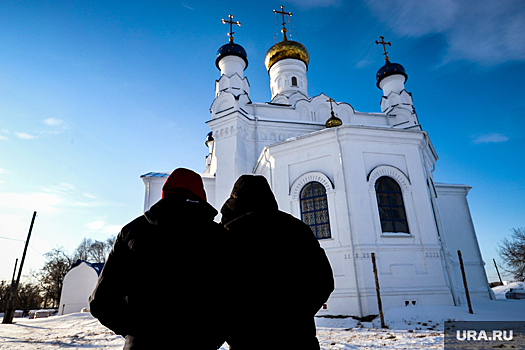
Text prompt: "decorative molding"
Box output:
[[290, 171, 334, 199], [368, 165, 411, 191]]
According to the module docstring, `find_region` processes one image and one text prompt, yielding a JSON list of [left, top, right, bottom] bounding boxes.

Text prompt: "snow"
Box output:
[[492, 281, 525, 299], [1, 295, 523, 349]]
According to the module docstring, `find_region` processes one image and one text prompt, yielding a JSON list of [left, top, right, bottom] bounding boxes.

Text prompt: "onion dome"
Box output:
[[264, 40, 309, 72], [325, 102, 342, 128], [376, 60, 408, 88], [205, 131, 214, 146], [325, 114, 342, 128], [215, 42, 248, 70]]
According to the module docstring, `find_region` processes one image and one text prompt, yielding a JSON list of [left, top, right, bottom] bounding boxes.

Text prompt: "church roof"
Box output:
[[69, 260, 105, 276], [141, 172, 169, 178]]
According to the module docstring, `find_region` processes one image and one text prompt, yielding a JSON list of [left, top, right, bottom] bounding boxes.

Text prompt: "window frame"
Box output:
[[368, 165, 414, 238], [375, 176, 410, 234], [300, 181, 332, 239]]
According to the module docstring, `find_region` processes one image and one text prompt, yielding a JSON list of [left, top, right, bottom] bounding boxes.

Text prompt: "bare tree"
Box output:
[[0, 280, 44, 311], [73, 238, 93, 261], [32, 246, 74, 308], [497, 227, 525, 282], [73, 237, 115, 263]]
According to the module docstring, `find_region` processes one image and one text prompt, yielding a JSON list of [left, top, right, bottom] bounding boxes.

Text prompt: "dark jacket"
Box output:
[[89, 194, 227, 349], [220, 175, 334, 350]]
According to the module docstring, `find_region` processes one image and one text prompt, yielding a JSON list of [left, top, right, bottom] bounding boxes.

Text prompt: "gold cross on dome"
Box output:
[[273, 5, 292, 41], [327, 97, 336, 113], [222, 14, 241, 42], [375, 36, 391, 61]]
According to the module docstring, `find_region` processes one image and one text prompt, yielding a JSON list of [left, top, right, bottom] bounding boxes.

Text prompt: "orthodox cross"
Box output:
[[222, 14, 241, 42], [375, 36, 391, 61], [325, 97, 342, 128], [273, 5, 292, 41], [327, 97, 336, 115]]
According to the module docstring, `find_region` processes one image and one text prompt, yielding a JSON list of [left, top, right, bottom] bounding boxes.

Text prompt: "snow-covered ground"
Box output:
[[492, 281, 525, 299], [1, 285, 524, 349]]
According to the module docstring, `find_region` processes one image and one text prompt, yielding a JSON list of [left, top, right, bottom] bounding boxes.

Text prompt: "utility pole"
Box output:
[[3, 259, 18, 317], [457, 250, 473, 314], [493, 258, 503, 285], [2, 211, 37, 324], [371, 253, 386, 328]]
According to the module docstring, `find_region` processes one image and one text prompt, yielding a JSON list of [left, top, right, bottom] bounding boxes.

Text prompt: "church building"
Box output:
[[141, 9, 493, 317]]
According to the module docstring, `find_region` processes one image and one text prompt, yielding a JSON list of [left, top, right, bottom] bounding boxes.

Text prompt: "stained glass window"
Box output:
[[375, 176, 409, 234], [300, 182, 331, 239]]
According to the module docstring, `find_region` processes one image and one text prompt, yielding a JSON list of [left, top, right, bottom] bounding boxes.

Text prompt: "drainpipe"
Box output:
[[254, 105, 259, 167], [335, 127, 363, 318], [263, 148, 274, 191]]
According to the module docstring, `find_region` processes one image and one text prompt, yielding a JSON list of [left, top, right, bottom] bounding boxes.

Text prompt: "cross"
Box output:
[[273, 5, 292, 41], [375, 36, 391, 61], [327, 97, 336, 115], [222, 14, 241, 43]]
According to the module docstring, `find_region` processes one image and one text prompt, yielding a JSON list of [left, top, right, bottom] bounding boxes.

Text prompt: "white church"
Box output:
[[141, 12, 493, 317]]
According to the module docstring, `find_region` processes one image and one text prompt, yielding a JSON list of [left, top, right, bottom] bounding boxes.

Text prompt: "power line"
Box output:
[[0, 236, 25, 242], [0, 236, 44, 257]]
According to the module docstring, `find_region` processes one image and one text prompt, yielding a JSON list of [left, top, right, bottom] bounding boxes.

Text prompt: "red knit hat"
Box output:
[[162, 168, 207, 201]]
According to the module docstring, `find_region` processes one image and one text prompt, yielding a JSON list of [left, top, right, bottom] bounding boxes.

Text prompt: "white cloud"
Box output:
[[364, 0, 525, 65], [43, 118, 65, 127], [472, 133, 509, 144], [43, 182, 76, 194], [83, 193, 97, 199], [0, 182, 107, 214], [86, 220, 105, 231], [15, 132, 36, 139], [0, 135, 7, 141], [0, 192, 65, 213], [86, 220, 122, 235]]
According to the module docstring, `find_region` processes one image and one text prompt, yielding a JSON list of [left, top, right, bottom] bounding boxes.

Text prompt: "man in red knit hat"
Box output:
[[90, 168, 227, 349]]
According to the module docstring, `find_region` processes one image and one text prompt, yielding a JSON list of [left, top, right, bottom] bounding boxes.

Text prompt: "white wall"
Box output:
[[255, 125, 455, 316], [435, 183, 493, 304]]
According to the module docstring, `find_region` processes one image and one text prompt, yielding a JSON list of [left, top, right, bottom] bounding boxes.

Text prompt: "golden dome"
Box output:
[[325, 114, 342, 128], [264, 40, 309, 72]]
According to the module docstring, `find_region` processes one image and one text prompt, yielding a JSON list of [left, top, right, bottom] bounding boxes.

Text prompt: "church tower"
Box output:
[[265, 6, 309, 105], [207, 14, 254, 208], [375, 36, 419, 128], [215, 15, 250, 99]]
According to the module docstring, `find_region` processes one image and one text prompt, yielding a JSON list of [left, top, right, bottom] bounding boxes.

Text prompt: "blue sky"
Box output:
[[0, 0, 523, 283]]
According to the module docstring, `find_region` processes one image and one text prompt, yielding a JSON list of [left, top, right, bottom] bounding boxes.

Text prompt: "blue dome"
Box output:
[[376, 61, 407, 88], [205, 131, 214, 146], [215, 42, 248, 70]]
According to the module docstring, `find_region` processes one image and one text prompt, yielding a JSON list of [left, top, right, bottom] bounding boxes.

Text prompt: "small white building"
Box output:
[[58, 260, 104, 315], [141, 20, 493, 317]]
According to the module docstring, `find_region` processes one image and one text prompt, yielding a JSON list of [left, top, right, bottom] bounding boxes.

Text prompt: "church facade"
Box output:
[[141, 18, 493, 317]]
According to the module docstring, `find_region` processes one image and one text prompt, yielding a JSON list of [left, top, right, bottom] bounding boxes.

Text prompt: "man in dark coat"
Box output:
[[220, 175, 334, 350], [89, 168, 226, 349]]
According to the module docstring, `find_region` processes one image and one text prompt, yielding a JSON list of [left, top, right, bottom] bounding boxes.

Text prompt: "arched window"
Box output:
[[291, 76, 298, 86], [375, 176, 409, 233], [300, 182, 331, 239]]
